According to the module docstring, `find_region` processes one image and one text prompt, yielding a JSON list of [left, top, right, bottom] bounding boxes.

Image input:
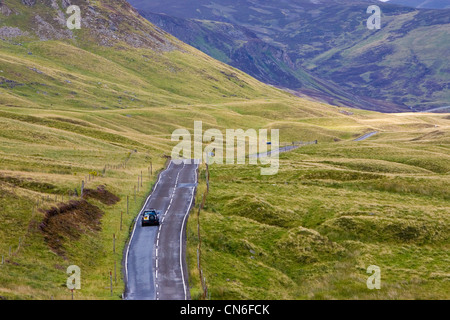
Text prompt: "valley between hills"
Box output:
[[0, 0, 448, 300]]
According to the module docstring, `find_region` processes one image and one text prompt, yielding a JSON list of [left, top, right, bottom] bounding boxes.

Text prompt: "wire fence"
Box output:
[[1, 150, 156, 299], [196, 163, 210, 299], [280, 140, 318, 148], [195, 140, 318, 299]]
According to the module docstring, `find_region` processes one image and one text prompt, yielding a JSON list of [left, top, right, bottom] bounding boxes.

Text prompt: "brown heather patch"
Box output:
[[82, 185, 120, 205], [39, 200, 104, 257]]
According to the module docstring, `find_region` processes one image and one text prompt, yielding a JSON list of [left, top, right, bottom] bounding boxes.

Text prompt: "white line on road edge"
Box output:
[[180, 163, 198, 300]]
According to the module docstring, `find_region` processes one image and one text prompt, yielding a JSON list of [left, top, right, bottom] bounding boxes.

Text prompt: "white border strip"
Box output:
[[179, 163, 198, 300]]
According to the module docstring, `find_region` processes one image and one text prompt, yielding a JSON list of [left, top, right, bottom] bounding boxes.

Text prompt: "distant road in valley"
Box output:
[[354, 131, 378, 141]]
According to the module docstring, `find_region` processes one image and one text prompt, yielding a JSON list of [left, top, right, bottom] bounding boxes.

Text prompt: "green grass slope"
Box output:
[[0, 0, 378, 300], [187, 113, 449, 299]]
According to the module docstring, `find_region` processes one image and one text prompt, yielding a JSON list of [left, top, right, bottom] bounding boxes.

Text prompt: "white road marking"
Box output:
[[179, 163, 198, 300]]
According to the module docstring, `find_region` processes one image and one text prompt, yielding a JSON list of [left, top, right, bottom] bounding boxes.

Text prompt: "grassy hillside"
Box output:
[[0, 0, 377, 300], [187, 112, 450, 299]]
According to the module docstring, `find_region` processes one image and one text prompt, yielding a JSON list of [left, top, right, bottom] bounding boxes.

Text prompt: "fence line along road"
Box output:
[[250, 140, 318, 158]]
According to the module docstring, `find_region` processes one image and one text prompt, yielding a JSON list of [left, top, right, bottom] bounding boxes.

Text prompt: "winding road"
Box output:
[[354, 131, 378, 141], [123, 130, 372, 300], [124, 160, 198, 300]]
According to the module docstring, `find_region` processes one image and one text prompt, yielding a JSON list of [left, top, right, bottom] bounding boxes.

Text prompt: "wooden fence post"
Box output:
[[114, 261, 117, 284], [206, 164, 210, 193], [110, 271, 113, 296]]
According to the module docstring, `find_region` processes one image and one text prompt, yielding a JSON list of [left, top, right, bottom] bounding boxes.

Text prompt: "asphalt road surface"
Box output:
[[249, 145, 299, 158], [124, 160, 198, 300], [354, 131, 378, 141], [421, 106, 450, 113]]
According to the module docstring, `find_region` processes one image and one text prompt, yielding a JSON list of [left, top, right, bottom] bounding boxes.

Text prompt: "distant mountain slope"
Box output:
[[141, 12, 303, 89], [387, 0, 450, 9], [140, 11, 407, 113], [0, 0, 298, 112], [129, 0, 450, 112]]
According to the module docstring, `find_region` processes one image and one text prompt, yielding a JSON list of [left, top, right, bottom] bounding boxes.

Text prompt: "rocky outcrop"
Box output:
[[21, 0, 36, 6], [1, 0, 178, 51], [0, 26, 29, 39], [34, 14, 73, 40], [61, 0, 71, 9], [0, 1, 13, 16]]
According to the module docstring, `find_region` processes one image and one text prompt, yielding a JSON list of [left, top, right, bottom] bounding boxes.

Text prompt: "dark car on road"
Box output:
[[141, 209, 160, 227]]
